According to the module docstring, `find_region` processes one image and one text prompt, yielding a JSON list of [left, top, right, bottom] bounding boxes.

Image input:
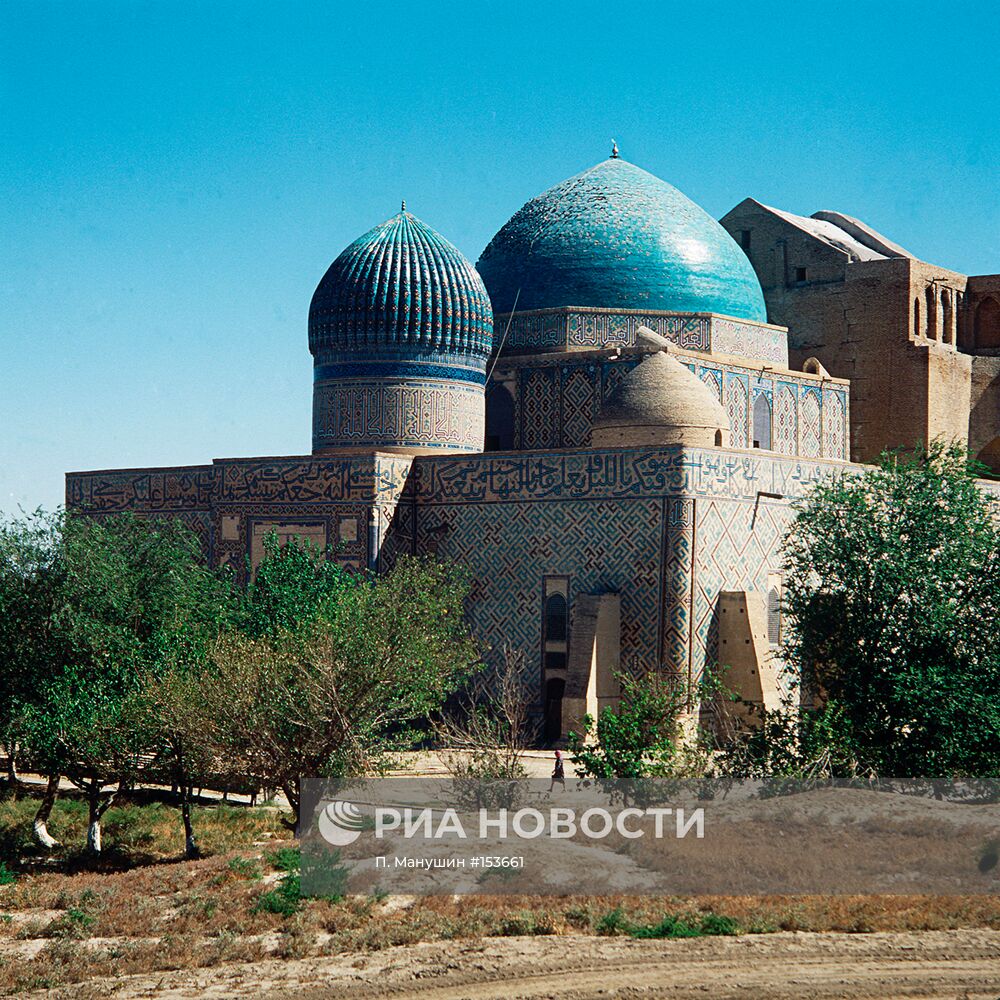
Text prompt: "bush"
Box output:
[[594, 906, 630, 935], [254, 872, 301, 917], [569, 673, 703, 804], [226, 856, 262, 880]]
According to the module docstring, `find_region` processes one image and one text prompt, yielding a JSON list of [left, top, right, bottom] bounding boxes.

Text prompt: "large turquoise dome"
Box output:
[[309, 208, 493, 456], [476, 157, 767, 322]]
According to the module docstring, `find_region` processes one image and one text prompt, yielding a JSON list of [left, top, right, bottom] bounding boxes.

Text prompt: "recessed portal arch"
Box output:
[[975, 297, 1000, 350]]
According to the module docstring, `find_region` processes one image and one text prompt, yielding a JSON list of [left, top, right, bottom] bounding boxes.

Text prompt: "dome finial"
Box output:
[[610, 139, 619, 159], [401, 198, 406, 213]]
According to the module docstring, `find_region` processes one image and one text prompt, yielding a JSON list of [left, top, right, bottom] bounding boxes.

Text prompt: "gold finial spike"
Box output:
[[610, 140, 619, 159], [401, 199, 406, 213]]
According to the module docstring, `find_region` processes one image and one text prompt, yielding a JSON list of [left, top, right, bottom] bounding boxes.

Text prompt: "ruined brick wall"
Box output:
[[721, 201, 972, 462]]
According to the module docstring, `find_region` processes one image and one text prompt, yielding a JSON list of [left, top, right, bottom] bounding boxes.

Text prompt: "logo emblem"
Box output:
[[318, 800, 366, 846]]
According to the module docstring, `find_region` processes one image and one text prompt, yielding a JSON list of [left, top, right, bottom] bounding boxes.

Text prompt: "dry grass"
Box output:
[[3, 793, 1000, 994]]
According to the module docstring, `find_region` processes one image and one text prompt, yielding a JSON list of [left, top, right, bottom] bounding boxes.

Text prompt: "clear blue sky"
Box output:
[[2, 1, 998, 513]]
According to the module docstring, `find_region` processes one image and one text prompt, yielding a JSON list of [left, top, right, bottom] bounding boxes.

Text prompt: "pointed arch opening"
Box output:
[[975, 297, 1000, 350], [752, 393, 772, 450], [941, 288, 954, 345], [485, 382, 515, 450], [925, 285, 938, 340], [544, 592, 568, 642]]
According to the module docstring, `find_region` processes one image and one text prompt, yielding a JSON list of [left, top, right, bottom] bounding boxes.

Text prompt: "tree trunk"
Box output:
[[5, 745, 18, 790], [280, 780, 300, 832], [86, 815, 102, 854], [85, 780, 120, 856], [33, 773, 60, 849], [181, 785, 200, 859]]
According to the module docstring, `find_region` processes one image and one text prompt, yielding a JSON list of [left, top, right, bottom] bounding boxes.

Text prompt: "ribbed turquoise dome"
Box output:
[[476, 157, 767, 322], [309, 209, 493, 360], [309, 209, 493, 456]]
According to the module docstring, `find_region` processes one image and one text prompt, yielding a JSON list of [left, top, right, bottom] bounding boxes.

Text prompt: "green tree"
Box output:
[[0, 509, 64, 789], [240, 532, 352, 638], [16, 512, 232, 854], [0, 510, 68, 845], [191, 555, 480, 825], [568, 672, 695, 803], [780, 441, 1000, 776]]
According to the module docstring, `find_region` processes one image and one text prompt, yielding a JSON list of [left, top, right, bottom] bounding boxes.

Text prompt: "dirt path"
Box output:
[[31, 929, 1000, 999]]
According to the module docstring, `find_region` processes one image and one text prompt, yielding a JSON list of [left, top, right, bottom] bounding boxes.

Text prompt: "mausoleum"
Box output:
[[72, 145, 995, 739]]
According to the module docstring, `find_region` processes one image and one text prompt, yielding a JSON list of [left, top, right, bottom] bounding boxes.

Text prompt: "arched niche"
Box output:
[[485, 382, 516, 450], [752, 393, 772, 450], [975, 297, 1000, 350]]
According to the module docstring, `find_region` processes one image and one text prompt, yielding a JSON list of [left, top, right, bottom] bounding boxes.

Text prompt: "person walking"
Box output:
[[549, 750, 565, 792]]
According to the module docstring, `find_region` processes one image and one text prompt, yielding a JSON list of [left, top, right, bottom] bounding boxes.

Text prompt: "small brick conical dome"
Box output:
[[592, 350, 730, 448]]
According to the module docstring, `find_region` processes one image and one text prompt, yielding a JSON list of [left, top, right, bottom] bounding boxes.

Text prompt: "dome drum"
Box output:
[[312, 373, 485, 455], [486, 305, 788, 365]]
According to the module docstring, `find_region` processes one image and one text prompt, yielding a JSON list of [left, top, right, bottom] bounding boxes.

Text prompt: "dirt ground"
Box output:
[[6, 775, 1000, 998], [23, 929, 1000, 999]]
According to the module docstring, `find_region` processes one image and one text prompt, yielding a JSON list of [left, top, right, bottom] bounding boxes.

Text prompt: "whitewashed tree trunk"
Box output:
[[84, 780, 120, 856], [86, 819, 102, 854], [33, 773, 60, 849]]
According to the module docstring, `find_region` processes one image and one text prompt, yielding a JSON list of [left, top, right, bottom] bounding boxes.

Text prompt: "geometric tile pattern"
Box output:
[[751, 388, 773, 450], [521, 369, 560, 449], [774, 384, 797, 454], [800, 388, 822, 458], [692, 497, 793, 686], [823, 389, 846, 459], [699, 368, 723, 402], [493, 351, 848, 457], [561, 365, 599, 447], [726, 375, 750, 449], [600, 359, 640, 401], [418, 497, 665, 700], [662, 497, 694, 684], [710, 316, 787, 365], [496, 307, 788, 366], [312, 378, 484, 453]]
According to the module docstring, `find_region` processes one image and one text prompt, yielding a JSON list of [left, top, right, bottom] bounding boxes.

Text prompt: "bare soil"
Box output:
[[22, 929, 1000, 999]]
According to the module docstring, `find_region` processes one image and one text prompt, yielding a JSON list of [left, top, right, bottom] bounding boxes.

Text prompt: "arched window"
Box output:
[[975, 297, 1000, 349], [752, 393, 772, 450], [485, 383, 515, 450], [544, 593, 567, 643], [925, 285, 938, 340], [913, 296, 921, 338]]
